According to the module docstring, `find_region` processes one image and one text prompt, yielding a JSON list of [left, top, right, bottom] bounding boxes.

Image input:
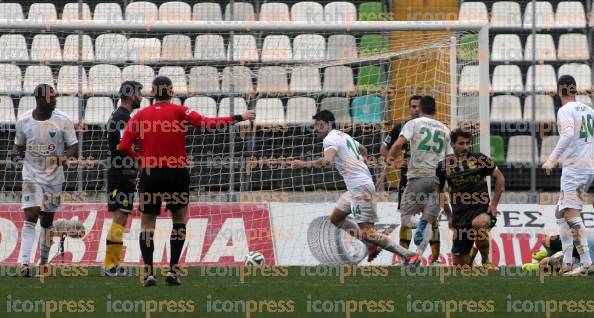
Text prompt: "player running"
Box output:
[[542, 75, 594, 276], [12, 84, 78, 277], [101, 81, 143, 277], [435, 129, 505, 267], [292, 110, 416, 264], [389, 96, 451, 265]]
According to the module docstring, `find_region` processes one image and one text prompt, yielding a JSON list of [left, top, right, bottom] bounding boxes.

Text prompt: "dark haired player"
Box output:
[[435, 129, 505, 267]]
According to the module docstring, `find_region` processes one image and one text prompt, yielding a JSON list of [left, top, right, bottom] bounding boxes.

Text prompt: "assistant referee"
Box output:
[[119, 76, 255, 287]]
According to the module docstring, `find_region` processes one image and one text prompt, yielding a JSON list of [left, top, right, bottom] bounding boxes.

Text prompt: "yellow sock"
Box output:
[[429, 224, 440, 262], [103, 223, 125, 269], [476, 232, 491, 264], [399, 227, 411, 249]]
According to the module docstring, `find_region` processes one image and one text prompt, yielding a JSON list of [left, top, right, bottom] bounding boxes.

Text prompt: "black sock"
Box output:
[[170, 223, 186, 273], [139, 231, 154, 277]]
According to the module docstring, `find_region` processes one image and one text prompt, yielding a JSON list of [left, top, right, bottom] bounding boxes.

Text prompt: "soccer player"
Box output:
[[12, 84, 78, 276], [435, 129, 505, 267], [389, 96, 451, 264], [523, 232, 594, 273], [542, 75, 594, 276], [291, 110, 416, 264], [118, 76, 255, 287], [101, 81, 144, 277]]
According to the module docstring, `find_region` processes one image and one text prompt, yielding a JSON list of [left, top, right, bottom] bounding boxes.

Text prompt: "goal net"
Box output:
[[0, 23, 485, 266]]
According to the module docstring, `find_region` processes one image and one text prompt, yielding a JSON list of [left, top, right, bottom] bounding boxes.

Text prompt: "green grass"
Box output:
[[0, 266, 593, 317]]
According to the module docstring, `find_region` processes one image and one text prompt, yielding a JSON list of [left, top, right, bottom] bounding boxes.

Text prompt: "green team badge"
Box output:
[[49, 131, 56, 138]]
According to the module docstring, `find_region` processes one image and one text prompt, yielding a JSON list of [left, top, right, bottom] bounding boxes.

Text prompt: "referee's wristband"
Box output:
[[232, 115, 244, 124]]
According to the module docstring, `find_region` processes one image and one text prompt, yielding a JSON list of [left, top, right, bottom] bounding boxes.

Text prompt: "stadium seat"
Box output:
[[184, 97, 217, 117], [127, 38, 161, 63], [458, 2, 488, 23], [525, 65, 557, 93], [291, 2, 324, 22], [321, 97, 351, 123], [257, 66, 288, 95], [459, 65, 483, 94], [576, 95, 593, 107], [57, 66, 89, 95], [122, 65, 154, 95], [158, 66, 188, 96], [287, 97, 317, 124], [457, 96, 480, 121], [222, 66, 254, 94], [229, 34, 259, 62], [540, 135, 559, 163], [490, 1, 522, 29], [323, 66, 355, 94], [27, 3, 57, 22], [492, 65, 524, 94], [95, 34, 128, 63], [523, 95, 556, 122], [0, 34, 29, 62], [557, 34, 589, 61], [0, 3, 24, 21], [159, 1, 191, 21], [56, 96, 80, 123], [293, 34, 326, 61], [290, 66, 322, 93], [194, 35, 226, 61], [327, 35, 357, 60], [356, 66, 383, 93], [125, 1, 158, 23], [94, 3, 123, 21], [84, 97, 114, 125], [224, 2, 255, 21], [523, 2, 554, 29], [62, 3, 92, 20], [359, 34, 387, 57], [490, 95, 523, 122], [0, 96, 15, 124], [260, 3, 290, 21], [491, 34, 523, 62], [558, 63, 591, 93], [88, 64, 122, 95], [30, 34, 62, 62], [219, 97, 248, 116], [507, 135, 534, 163], [325, 2, 357, 23], [0, 64, 22, 94], [23, 66, 54, 93], [554, 1, 586, 29], [352, 96, 382, 123], [359, 2, 385, 21], [255, 98, 286, 125], [161, 35, 192, 61], [261, 35, 292, 62], [189, 66, 220, 94], [524, 34, 556, 61], [63, 35, 95, 62], [193, 3, 222, 21], [17, 97, 36, 118], [490, 135, 506, 164]]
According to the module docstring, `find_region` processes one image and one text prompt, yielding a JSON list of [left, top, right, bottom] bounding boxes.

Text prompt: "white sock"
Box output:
[[39, 225, 53, 265], [19, 221, 36, 265], [557, 218, 574, 265], [336, 221, 414, 257], [567, 217, 592, 267], [415, 222, 433, 255]]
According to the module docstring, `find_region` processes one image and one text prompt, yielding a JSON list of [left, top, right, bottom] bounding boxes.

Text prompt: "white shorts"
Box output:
[[21, 181, 63, 213], [336, 183, 379, 224], [558, 173, 594, 211]]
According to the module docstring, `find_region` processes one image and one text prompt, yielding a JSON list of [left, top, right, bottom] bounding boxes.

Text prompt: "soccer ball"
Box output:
[[244, 251, 265, 266]]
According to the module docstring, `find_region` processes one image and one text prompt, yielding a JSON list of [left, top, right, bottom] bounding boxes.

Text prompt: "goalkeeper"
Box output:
[[523, 233, 594, 273], [119, 76, 255, 287]]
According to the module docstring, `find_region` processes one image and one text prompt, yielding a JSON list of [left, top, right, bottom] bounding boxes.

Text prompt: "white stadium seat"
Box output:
[[122, 65, 154, 95], [491, 95, 522, 122], [228, 34, 259, 62], [290, 66, 322, 93], [56, 96, 80, 123], [219, 97, 248, 116], [540, 136, 560, 163], [490, 1, 522, 29], [95, 34, 127, 63], [63, 35, 95, 62], [0, 34, 29, 62], [327, 34, 358, 60], [557, 34, 589, 61], [125, 1, 158, 22], [324, 2, 357, 23], [0, 3, 24, 21], [224, 2, 255, 21], [159, 1, 191, 21], [88, 64, 122, 95], [184, 97, 218, 117], [260, 3, 290, 21], [523, 95, 556, 122], [84, 97, 115, 125], [291, 2, 324, 22], [94, 3, 123, 21], [194, 35, 227, 61], [221, 66, 254, 94], [257, 66, 288, 95], [261, 35, 292, 62], [523, 1, 554, 29], [287, 97, 317, 124], [492, 65, 524, 94], [161, 35, 192, 61], [189, 66, 220, 94], [255, 98, 285, 124], [128, 38, 161, 63], [158, 66, 188, 96], [323, 66, 355, 94], [293, 34, 326, 62], [576, 95, 593, 107], [27, 3, 57, 22], [524, 34, 556, 61], [458, 2, 489, 23], [0, 64, 22, 94], [507, 136, 534, 163], [554, 1, 586, 29], [62, 3, 92, 21], [17, 97, 37, 119], [57, 66, 89, 95], [320, 97, 351, 123], [459, 65, 486, 94], [491, 34, 523, 62], [23, 66, 54, 93], [526, 65, 557, 93], [0, 96, 15, 124], [193, 3, 222, 21], [30, 34, 62, 62], [558, 63, 592, 92]]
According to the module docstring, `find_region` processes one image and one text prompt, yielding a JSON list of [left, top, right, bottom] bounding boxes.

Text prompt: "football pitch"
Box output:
[[1, 266, 593, 318]]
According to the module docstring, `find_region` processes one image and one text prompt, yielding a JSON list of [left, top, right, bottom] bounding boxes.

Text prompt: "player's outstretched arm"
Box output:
[[488, 168, 505, 217], [292, 148, 337, 169], [183, 106, 256, 129]]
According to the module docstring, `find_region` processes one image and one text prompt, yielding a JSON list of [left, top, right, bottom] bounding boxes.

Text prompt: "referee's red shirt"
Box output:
[[118, 101, 234, 169]]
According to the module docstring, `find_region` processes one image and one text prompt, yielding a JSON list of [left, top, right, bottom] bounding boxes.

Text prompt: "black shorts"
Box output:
[[107, 169, 137, 212], [451, 206, 496, 256], [138, 168, 190, 215]]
